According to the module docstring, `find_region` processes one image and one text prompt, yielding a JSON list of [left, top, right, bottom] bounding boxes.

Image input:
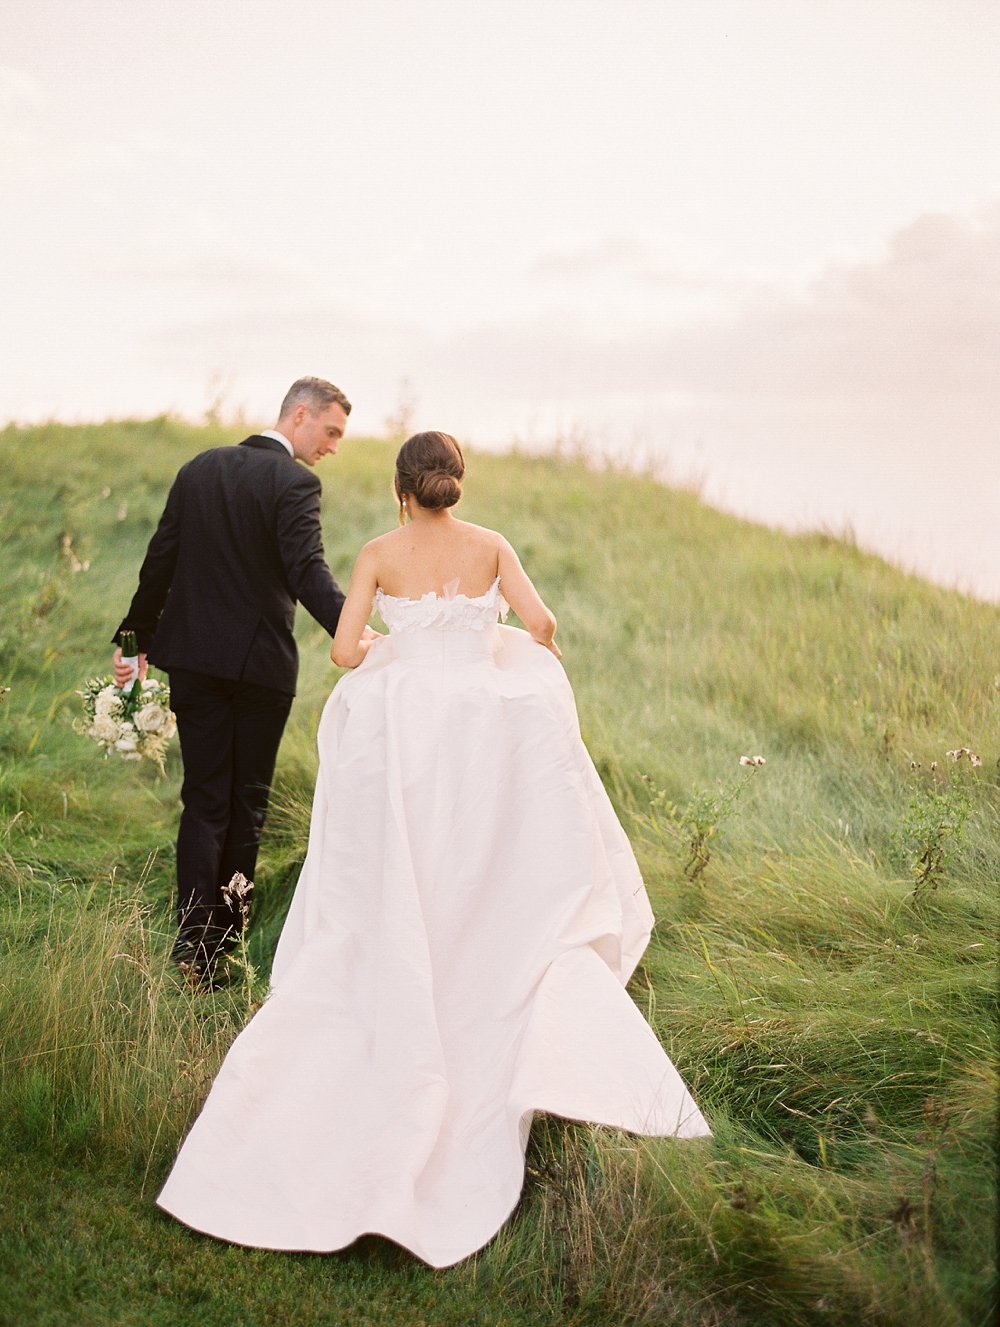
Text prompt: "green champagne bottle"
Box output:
[[120, 630, 142, 714], [121, 630, 139, 684]]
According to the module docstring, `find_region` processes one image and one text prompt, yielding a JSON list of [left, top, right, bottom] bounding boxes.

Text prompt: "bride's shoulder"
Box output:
[[454, 519, 506, 546], [357, 526, 415, 583], [347, 534, 395, 583], [359, 528, 403, 556]]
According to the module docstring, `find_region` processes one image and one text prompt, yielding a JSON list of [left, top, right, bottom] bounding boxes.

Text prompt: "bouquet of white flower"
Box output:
[[75, 674, 177, 773]]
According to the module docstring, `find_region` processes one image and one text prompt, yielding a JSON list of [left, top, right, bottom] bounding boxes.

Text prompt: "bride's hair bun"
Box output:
[[413, 467, 462, 508], [395, 432, 465, 516]]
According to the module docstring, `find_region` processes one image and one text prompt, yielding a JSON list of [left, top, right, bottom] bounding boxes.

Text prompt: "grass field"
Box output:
[[0, 418, 996, 1326]]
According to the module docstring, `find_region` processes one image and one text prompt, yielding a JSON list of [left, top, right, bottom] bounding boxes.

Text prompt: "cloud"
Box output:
[[530, 237, 653, 278], [465, 202, 1000, 407], [0, 66, 44, 171], [143, 202, 1000, 432], [664, 203, 1000, 401], [0, 67, 43, 112], [146, 303, 426, 427], [92, 253, 314, 296], [529, 235, 746, 296]]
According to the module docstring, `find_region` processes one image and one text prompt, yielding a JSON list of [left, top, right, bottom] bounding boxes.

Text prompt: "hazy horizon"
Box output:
[[2, 1, 998, 598]]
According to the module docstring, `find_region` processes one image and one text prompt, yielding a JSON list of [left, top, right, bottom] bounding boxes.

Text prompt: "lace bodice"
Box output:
[[374, 576, 509, 634]]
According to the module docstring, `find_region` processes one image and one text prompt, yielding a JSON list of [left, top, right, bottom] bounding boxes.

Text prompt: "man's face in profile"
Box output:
[[291, 403, 348, 466]]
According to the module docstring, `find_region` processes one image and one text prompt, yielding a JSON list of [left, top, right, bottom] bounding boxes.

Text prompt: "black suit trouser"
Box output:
[[168, 669, 293, 960]]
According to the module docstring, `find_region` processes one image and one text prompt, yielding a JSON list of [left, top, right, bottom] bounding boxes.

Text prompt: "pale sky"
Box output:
[[2, 1, 998, 596]]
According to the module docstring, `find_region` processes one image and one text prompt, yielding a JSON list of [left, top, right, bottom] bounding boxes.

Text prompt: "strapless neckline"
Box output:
[[377, 575, 501, 604], [374, 577, 508, 636]]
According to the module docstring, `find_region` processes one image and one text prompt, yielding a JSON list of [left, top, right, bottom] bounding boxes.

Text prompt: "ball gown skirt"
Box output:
[[157, 580, 711, 1268]]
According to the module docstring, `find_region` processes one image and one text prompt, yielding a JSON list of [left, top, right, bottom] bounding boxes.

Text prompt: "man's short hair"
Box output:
[[279, 377, 352, 419]]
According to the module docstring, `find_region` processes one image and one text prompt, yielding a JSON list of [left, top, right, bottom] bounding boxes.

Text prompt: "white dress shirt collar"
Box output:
[[259, 428, 294, 458]]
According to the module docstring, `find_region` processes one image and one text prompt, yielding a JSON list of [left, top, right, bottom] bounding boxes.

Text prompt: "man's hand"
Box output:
[[113, 646, 148, 688]]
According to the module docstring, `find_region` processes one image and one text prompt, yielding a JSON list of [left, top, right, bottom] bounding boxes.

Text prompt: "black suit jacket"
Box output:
[[114, 436, 345, 695]]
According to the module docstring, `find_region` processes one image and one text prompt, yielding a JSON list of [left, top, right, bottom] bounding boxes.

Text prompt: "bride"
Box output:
[[157, 430, 710, 1268]]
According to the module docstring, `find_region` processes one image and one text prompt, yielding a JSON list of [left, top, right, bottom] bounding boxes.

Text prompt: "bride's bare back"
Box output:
[[374, 514, 502, 601], [332, 504, 558, 668]]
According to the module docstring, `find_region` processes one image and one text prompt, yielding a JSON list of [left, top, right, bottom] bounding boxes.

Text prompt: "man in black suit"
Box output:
[[113, 376, 370, 979]]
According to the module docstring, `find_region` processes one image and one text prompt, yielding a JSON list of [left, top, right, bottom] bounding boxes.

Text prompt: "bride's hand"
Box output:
[[358, 626, 385, 659], [540, 638, 562, 659]]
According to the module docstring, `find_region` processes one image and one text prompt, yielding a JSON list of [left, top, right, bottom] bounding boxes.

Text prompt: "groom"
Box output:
[[112, 376, 364, 978]]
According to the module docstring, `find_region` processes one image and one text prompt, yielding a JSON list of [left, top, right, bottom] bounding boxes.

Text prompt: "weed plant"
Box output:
[[0, 419, 996, 1325]]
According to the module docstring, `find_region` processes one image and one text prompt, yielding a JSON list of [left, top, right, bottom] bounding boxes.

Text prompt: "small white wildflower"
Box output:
[[117, 501, 128, 521], [910, 761, 919, 770], [101, 487, 111, 498], [739, 756, 753, 766], [970, 754, 982, 767]]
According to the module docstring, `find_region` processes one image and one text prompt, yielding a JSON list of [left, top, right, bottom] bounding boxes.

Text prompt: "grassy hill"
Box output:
[[0, 418, 996, 1327]]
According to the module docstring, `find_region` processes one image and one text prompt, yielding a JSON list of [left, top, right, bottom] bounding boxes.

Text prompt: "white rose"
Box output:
[[91, 716, 120, 744], [161, 716, 177, 740], [141, 679, 159, 692], [134, 704, 165, 732], [115, 721, 137, 751]]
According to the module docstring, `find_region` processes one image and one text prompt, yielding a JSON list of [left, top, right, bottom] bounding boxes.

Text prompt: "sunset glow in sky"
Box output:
[[2, 1, 998, 595]]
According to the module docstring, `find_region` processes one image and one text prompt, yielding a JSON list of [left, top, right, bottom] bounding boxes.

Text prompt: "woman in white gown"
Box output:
[[157, 431, 710, 1268]]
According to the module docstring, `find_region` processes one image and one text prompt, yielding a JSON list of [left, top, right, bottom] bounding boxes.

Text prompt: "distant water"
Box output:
[[512, 400, 1000, 604]]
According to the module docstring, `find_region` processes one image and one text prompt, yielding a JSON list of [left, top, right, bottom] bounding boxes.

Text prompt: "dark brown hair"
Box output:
[[394, 431, 465, 521]]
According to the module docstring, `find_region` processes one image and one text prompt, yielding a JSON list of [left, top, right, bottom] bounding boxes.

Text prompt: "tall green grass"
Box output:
[[0, 419, 996, 1325]]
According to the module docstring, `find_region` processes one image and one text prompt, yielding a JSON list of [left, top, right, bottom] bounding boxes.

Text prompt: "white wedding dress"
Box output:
[[157, 579, 710, 1267]]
